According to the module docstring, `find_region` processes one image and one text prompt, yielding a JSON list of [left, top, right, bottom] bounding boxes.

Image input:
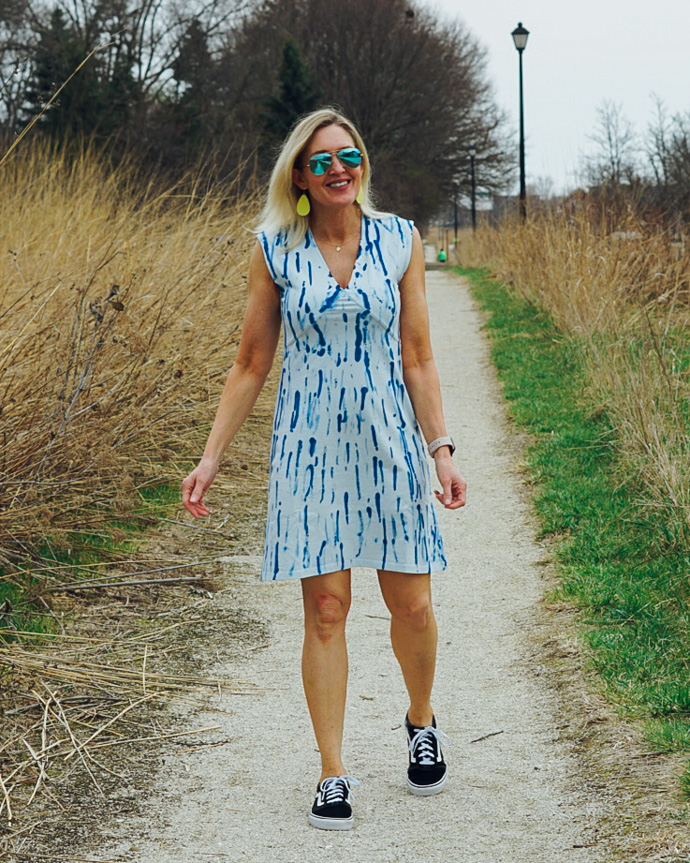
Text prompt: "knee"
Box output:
[[307, 592, 350, 639], [390, 595, 433, 632]]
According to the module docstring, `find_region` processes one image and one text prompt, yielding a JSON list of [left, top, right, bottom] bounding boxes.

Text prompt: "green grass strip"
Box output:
[[458, 266, 690, 794], [0, 480, 183, 639]]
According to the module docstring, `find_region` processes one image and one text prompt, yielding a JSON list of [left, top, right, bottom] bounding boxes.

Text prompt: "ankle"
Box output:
[[320, 765, 347, 783], [407, 707, 434, 728]]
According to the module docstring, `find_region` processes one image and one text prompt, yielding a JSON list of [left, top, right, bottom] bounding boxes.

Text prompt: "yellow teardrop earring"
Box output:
[[296, 193, 311, 216], [356, 186, 364, 204]]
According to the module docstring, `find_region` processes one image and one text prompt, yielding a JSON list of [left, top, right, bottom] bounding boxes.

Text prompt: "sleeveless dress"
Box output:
[[258, 214, 446, 581]]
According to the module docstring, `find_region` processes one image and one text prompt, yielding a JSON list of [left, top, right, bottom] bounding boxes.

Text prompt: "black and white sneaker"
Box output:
[[405, 714, 449, 796], [308, 774, 360, 830]]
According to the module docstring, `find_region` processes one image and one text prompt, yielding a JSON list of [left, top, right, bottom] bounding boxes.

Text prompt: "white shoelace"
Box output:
[[408, 726, 450, 766], [319, 774, 361, 805]]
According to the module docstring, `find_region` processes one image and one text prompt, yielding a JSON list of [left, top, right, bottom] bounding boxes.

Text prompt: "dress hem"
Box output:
[[260, 556, 448, 582]]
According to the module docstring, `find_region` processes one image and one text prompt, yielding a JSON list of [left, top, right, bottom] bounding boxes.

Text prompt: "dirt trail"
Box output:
[[88, 264, 608, 862]]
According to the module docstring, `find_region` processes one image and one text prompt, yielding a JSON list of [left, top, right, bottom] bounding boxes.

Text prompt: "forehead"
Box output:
[[306, 124, 356, 156]]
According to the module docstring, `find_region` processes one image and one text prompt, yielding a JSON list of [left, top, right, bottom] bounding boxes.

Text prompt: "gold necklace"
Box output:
[[313, 233, 360, 253]]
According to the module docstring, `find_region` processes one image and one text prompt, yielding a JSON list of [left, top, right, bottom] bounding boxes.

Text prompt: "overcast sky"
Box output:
[[418, 0, 690, 194]]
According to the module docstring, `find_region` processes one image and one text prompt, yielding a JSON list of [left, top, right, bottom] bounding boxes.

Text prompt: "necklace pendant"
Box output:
[[335, 245, 342, 252]]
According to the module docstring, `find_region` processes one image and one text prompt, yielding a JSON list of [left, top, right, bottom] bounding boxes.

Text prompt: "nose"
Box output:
[[328, 154, 347, 172]]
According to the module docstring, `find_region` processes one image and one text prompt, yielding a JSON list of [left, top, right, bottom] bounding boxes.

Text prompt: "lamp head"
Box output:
[[512, 22, 529, 52]]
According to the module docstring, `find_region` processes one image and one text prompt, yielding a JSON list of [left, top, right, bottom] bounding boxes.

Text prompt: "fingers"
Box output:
[[182, 492, 209, 518], [183, 493, 210, 518], [183, 499, 210, 518], [441, 477, 453, 507], [181, 473, 211, 519], [434, 490, 465, 509], [434, 475, 467, 510], [435, 490, 463, 508], [452, 476, 467, 508]]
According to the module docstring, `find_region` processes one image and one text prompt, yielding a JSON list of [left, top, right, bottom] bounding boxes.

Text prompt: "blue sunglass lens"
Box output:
[[309, 154, 331, 175], [308, 149, 362, 174], [338, 148, 362, 167]]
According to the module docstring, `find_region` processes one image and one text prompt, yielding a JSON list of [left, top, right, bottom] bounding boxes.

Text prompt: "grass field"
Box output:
[[0, 144, 265, 632], [0, 143, 283, 828], [459, 259, 690, 795]]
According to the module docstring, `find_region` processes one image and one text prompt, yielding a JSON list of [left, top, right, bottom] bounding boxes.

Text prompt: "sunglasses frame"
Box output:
[[305, 147, 363, 175]]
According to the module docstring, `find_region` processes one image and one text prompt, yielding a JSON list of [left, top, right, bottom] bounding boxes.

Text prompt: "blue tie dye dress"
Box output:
[[258, 214, 446, 581]]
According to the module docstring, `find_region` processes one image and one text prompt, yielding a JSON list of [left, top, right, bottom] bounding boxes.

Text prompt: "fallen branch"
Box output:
[[46, 557, 231, 592], [87, 724, 222, 751], [0, 853, 122, 863], [63, 693, 157, 761], [469, 730, 504, 744], [53, 575, 213, 591], [0, 769, 13, 822], [174, 738, 232, 754]]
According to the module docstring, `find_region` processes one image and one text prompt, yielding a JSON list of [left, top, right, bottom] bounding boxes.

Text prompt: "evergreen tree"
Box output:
[[171, 18, 216, 149], [24, 7, 99, 137], [24, 5, 138, 140], [260, 39, 321, 145]]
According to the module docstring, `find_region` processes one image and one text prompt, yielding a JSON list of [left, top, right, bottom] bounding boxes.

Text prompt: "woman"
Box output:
[[182, 108, 466, 831]]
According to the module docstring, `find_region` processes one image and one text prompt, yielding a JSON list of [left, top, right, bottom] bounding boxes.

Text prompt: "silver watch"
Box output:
[[427, 436, 455, 457]]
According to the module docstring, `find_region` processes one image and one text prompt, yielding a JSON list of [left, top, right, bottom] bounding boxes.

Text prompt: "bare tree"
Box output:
[[585, 100, 639, 187], [0, 0, 33, 131], [41, 0, 245, 96], [527, 175, 555, 200], [1, 0, 245, 139], [218, 0, 512, 221], [646, 96, 690, 218], [3, 0, 512, 213]]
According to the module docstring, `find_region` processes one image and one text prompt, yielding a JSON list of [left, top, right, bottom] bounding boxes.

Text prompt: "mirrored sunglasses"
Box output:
[[306, 148, 362, 175]]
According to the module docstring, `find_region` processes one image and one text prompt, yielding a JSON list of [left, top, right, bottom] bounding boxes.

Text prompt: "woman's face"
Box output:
[[293, 124, 363, 214]]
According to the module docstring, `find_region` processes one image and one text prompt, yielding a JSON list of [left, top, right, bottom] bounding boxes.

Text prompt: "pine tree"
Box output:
[[23, 5, 138, 140], [260, 39, 321, 145], [171, 18, 215, 148], [24, 7, 98, 137]]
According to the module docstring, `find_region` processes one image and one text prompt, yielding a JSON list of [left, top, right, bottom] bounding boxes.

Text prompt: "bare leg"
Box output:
[[377, 571, 437, 727], [301, 569, 352, 782]]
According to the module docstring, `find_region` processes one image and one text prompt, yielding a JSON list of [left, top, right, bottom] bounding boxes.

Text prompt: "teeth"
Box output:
[[330, 181, 348, 187]]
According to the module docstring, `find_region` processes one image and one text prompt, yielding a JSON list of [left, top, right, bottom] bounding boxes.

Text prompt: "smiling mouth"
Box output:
[[327, 180, 350, 188]]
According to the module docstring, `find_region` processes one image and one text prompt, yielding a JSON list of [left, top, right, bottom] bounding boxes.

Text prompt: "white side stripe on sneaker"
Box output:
[[408, 727, 450, 766]]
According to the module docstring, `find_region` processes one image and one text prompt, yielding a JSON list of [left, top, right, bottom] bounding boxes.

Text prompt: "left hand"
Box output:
[[433, 453, 467, 509]]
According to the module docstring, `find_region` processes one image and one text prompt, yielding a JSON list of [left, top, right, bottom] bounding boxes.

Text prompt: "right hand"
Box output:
[[181, 459, 218, 519]]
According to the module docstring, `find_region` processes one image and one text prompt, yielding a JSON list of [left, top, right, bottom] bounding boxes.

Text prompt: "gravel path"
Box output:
[[94, 265, 606, 862]]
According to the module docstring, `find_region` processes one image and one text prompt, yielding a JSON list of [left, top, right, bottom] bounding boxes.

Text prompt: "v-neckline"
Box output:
[[308, 215, 365, 290]]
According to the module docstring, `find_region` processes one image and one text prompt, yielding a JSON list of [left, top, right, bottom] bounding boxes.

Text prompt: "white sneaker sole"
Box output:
[[309, 812, 354, 830], [407, 771, 447, 796]]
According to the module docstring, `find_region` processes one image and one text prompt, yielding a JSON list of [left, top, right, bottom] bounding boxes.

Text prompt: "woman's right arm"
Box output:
[[181, 242, 281, 518]]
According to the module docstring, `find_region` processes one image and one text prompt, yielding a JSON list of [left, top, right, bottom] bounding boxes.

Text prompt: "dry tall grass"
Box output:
[[457, 212, 690, 548], [0, 144, 276, 832], [0, 144, 263, 583]]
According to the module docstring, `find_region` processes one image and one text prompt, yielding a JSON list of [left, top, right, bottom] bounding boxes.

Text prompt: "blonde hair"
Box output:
[[255, 107, 389, 250]]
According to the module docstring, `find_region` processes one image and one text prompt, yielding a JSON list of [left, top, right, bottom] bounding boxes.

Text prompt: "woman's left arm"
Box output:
[[399, 227, 467, 510]]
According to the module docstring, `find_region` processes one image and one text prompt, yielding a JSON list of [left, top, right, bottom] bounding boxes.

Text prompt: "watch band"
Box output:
[[427, 436, 455, 457]]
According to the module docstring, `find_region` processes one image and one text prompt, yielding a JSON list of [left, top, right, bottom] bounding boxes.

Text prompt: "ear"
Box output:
[[292, 167, 308, 191]]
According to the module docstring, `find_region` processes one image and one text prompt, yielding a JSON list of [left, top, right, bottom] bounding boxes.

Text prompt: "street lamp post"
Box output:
[[468, 144, 477, 231], [511, 22, 529, 221]]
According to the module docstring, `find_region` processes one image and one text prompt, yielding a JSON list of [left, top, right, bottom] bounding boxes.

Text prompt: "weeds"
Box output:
[[460, 265, 690, 796], [0, 142, 276, 831], [0, 142, 265, 602], [458, 212, 690, 586], [0, 584, 261, 832]]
